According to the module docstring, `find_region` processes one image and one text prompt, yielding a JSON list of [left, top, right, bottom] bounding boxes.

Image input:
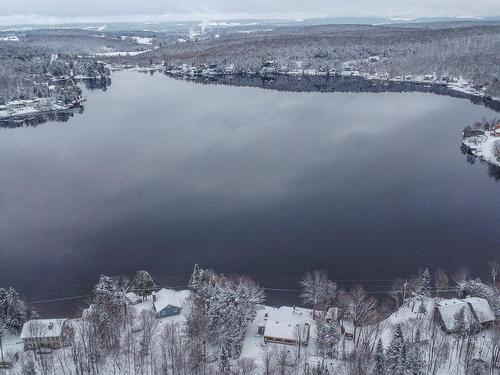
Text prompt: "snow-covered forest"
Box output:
[[109, 23, 500, 98], [1, 262, 499, 375]]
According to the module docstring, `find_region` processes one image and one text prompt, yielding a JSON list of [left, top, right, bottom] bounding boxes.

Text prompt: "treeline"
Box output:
[[119, 23, 500, 97]]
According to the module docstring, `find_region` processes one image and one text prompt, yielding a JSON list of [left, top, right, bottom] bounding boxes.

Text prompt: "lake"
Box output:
[[1, 71, 499, 316]]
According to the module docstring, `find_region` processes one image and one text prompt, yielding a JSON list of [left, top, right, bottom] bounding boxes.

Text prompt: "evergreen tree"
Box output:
[[386, 325, 408, 375], [0, 287, 37, 334], [372, 339, 386, 375], [420, 268, 432, 297], [408, 342, 424, 375], [317, 320, 341, 360], [133, 270, 156, 300]]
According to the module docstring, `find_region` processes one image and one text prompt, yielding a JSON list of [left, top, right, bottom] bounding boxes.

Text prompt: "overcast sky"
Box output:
[[1, 0, 499, 26]]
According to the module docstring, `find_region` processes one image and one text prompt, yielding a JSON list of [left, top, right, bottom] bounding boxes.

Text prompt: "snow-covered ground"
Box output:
[[463, 133, 500, 167], [0, 98, 81, 120]]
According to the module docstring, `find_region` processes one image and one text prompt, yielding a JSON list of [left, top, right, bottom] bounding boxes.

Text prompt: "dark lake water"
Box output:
[[1, 71, 499, 316]]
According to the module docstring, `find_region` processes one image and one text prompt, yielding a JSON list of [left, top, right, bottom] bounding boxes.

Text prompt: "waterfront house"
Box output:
[[259, 306, 312, 346], [435, 299, 475, 333], [434, 298, 496, 333], [153, 288, 181, 318], [20, 319, 70, 350]]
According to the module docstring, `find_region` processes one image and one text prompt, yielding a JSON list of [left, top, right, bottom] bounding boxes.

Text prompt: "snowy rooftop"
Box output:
[[153, 288, 182, 312], [436, 299, 475, 331], [263, 306, 312, 341], [463, 297, 495, 323], [20, 319, 68, 339]]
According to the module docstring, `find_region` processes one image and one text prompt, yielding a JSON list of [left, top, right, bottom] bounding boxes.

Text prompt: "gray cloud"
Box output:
[[0, 0, 499, 25]]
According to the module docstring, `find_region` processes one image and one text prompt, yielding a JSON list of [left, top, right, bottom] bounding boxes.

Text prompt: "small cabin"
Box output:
[[20, 319, 70, 351], [493, 124, 500, 137], [153, 288, 181, 318]]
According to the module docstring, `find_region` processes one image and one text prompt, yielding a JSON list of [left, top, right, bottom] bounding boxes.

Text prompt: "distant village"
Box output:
[[160, 58, 492, 101], [1, 264, 499, 374]]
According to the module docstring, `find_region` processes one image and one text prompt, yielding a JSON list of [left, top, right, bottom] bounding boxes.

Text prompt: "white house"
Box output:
[[435, 297, 496, 333], [20, 319, 70, 350]]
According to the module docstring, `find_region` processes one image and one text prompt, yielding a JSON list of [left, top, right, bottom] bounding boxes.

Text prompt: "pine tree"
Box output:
[[372, 339, 386, 375], [133, 270, 156, 300], [420, 268, 432, 297], [408, 342, 424, 375], [386, 325, 407, 375], [317, 320, 341, 360]]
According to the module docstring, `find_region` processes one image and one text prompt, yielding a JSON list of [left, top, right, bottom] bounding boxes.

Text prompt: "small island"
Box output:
[[462, 120, 500, 167]]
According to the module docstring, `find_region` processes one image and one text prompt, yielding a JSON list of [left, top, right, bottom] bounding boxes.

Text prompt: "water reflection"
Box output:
[[166, 73, 500, 113], [461, 144, 500, 180], [1, 72, 500, 316]]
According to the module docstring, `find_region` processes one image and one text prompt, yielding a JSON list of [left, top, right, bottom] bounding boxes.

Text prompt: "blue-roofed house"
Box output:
[[153, 289, 182, 318]]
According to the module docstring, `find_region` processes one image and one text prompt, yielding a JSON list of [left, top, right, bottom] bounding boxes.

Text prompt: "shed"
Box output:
[[20, 319, 70, 350], [153, 288, 181, 318]]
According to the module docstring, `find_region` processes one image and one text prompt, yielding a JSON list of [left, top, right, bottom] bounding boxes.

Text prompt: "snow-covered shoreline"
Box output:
[[462, 131, 500, 168], [0, 97, 85, 122]]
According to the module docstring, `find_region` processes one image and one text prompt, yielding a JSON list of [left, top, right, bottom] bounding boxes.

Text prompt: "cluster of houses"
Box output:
[[164, 60, 489, 100], [19, 288, 185, 352], [17, 291, 498, 353]]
